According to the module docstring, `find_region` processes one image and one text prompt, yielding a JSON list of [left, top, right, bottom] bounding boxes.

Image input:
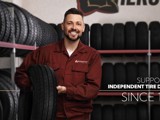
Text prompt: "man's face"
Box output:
[[62, 14, 85, 41]]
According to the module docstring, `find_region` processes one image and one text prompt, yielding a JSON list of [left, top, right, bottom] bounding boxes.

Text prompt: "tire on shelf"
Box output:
[[0, 69, 11, 78], [101, 63, 114, 90], [0, 69, 18, 120], [0, 82, 13, 120], [151, 104, 160, 120], [125, 22, 136, 49], [24, 65, 57, 120], [137, 102, 149, 120], [91, 104, 102, 120], [102, 24, 114, 50], [0, 75, 18, 120], [0, 1, 58, 57], [126, 104, 137, 120], [80, 24, 89, 46], [55, 23, 64, 40], [0, 2, 13, 56], [0, 100, 3, 120], [137, 63, 148, 85], [114, 104, 125, 120], [136, 22, 148, 49], [0, 3, 6, 56], [4, 2, 34, 57], [102, 105, 113, 120], [126, 62, 137, 84], [114, 63, 126, 84], [114, 23, 125, 50], [0, 72, 14, 87], [0, 2, 6, 41], [49, 23, 57, 29], [0, 2, 11, 43], [151, 62, 160, 84], [37, 19, 58, 46], [90, 23, 102, 50], [149, 21, 160, 49], [5, 2, 28, 44]]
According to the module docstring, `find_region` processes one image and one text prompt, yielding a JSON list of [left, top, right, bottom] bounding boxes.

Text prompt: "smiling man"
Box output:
[[15, 8, 102, 120]]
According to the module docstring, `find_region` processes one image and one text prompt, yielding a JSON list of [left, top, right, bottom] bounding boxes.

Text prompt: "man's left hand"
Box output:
[[56, 85, 67, 94]]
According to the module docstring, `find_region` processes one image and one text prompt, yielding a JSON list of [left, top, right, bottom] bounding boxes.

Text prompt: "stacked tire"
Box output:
[[0, 1, 58, 57], [90, 21, 160, 51], [0, 69, 18, 120], [101, 62, 160, 90], [91, 103, 148, 120]]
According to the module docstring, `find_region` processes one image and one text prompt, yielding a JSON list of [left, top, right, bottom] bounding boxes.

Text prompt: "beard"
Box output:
[[64, 29, 82, 42]]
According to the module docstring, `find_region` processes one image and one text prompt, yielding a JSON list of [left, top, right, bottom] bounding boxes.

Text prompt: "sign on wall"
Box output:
[[77, 0, 119, 16], [77, 0, 160, 16]]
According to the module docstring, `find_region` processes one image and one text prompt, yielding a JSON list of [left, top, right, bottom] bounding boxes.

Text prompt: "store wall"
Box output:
[[12, 0, 160, 25]]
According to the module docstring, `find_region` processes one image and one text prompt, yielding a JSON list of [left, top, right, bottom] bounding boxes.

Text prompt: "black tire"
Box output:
[[126, 62, 137, 84], [101, 63, 114, 90], [0, 72, 14, 87], [18, 90, 32, 120], [102, 105, 113, 120], [0, 3, 6, 41], [151, 62, 160, 84], [137, 63, 148, 84], [90, 23, 102, 50], [55, 23, 64, 40], [91, 104, 102, 120], [102, 24, 114, 50], [149, 21, 160, 49], [81, 24, 89, 45], [0, 76, 18, 120], [137, 103, 149, 120], [151, 104, 160, 120], [136, 22, 148, 49], [0, 2, 11, 42], [0, 2, 13, 56], [126, 104, 137, 120], [0, 71, 18, 120], [27, 65, 57, 120], [0, 3, 6, 56], [37, 19, 58, 46], [114, 104, 125, 120], [0, 69, 11, 78], [125, 22, 136, 49], [49, 23, 57, 29], [5, 2, 28, 44], [114, 63, 126, 84], [0, 100, 3, 120], [114, 23, 125, 50]]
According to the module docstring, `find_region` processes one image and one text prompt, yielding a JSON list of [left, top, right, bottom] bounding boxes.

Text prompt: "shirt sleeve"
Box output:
[[66, 51, 102, 101], [15, 48, 42, 89]]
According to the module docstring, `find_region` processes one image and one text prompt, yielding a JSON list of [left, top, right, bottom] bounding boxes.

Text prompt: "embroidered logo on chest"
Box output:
[[75, 60, 88, 64]]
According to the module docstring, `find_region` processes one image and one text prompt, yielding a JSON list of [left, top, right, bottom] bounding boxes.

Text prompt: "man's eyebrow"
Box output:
[[66, 20, 83, 23]]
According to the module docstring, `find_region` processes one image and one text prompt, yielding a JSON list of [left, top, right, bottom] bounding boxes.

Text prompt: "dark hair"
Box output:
[[64, 8, 83, 21]]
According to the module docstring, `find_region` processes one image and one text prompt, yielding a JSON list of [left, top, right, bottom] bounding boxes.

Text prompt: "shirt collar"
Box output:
[[53, 39, 87, 54]]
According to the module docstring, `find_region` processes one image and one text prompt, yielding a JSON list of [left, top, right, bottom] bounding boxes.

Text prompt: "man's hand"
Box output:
[[56, 85, 67, 94]]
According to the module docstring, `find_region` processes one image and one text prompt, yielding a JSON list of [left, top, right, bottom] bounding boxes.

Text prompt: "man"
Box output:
[[15, 8, 102, 120]]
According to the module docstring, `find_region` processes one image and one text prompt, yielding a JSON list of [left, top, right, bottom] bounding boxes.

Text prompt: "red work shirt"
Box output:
[[15, 40, 102, 118]]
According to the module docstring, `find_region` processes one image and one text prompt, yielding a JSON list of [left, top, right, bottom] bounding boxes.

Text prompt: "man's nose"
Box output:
[[72, 24, 77, 30]]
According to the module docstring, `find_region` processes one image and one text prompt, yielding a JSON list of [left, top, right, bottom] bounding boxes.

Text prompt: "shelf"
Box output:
[[1, 41, 160, 54], [98, 50, 160, 54], [0, 41, 37, 50]]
